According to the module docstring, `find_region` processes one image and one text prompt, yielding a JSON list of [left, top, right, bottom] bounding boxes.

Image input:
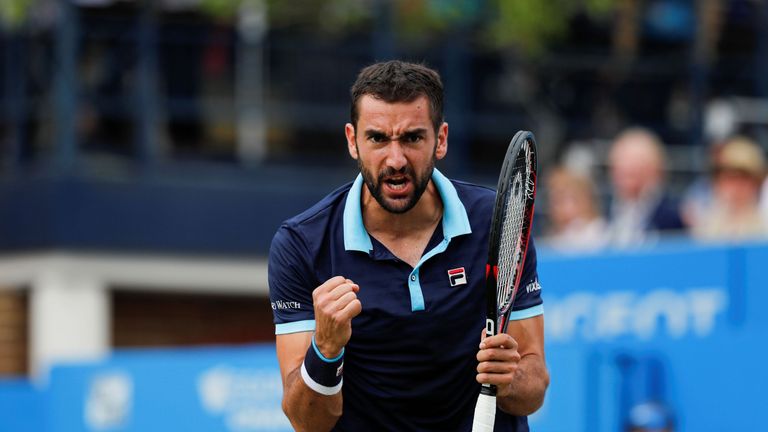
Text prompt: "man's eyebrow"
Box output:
[[363, 128, 386, 137], [401, 128, 428, 136], [363, 128, 428, 137]]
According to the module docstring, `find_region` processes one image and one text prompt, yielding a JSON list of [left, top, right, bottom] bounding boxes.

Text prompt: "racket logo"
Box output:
[[447, 267, 467, 287], [524, 141, 536, 200], [485, 318, 495, 337], [511, 172, 524, 200]]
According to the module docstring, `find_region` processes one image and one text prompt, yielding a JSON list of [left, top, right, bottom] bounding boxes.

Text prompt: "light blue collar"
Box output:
[[343, 168, 472, 253]]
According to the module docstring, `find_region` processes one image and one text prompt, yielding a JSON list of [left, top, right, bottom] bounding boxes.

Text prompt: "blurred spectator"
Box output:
[[761, 174, 768, 227], [625, 401, 675, 432], [606, 127, 685, 247], [680, 140, 722, 230], [691, 136, 768, 241], [543, 166, 608, 251]]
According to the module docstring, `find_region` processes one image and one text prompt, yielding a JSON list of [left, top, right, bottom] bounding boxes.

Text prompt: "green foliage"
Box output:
[[395, 0, 480, 35], [264, 0, 480, 39], [260, 0, 618, 55], [584, 0, 616, 16], [485, 0, 570, 56], [192, 0, 620, 55], [316, 0, 372, 33], [483, 0, 617, 56], [0, 0, 618, 54], [0, 0, 33, 28], [199, 0, 243, 21], [265, 0, 367, 32]]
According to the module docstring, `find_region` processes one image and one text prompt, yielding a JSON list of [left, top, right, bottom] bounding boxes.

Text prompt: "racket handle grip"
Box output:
[[471, 393, 497, 432]]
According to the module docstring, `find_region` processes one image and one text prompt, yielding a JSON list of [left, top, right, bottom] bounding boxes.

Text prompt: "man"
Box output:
[[269, 60, 548, 431], [606, 127, 685, 246]]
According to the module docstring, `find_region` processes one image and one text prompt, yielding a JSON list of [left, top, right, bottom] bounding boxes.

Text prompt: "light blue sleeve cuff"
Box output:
[[508, 304, 544, 321], [311, 335, 344, 362], [275, 319, 316, 335]]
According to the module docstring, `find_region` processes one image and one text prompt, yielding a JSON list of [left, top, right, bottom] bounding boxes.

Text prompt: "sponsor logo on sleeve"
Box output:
[[525, 279, 542, 294], [270, 300, 302, 310]]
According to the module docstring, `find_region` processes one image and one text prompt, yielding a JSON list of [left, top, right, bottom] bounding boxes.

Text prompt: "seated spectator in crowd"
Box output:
[[761, 174, 768, 227], [606, 127, 685, 247], [680, 139, 725, 229], [692, 136, 767, 241], [543, 166, 608, 251]]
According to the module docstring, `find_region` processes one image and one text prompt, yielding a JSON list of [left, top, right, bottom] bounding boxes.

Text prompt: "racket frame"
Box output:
[[472, 130, 538, 432]]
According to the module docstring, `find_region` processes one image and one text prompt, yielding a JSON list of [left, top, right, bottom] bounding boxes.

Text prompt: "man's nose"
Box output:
[[385, 142, 407, 171]]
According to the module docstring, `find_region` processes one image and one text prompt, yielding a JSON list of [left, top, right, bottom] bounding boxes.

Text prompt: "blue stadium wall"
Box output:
[[1, 240, 765, 431]]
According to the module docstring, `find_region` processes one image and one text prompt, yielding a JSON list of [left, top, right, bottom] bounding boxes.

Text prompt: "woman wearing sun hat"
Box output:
[[692, 136, 768, 241]]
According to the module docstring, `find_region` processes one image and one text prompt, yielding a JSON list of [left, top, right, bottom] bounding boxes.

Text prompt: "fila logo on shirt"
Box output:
[[447, 267, 467, 287]]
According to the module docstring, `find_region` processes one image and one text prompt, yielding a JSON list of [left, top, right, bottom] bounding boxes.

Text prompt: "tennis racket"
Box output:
[[471, 130, 538, 432]]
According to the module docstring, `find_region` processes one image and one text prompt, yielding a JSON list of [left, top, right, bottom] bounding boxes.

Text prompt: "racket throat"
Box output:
[[499, 315, 509, 334]]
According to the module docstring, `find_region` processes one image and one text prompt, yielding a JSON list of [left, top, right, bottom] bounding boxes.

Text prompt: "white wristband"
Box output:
[[300, 361, 343, 395]]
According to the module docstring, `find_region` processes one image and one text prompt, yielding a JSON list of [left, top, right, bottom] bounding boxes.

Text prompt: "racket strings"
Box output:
[[496, 147, 532, 314]]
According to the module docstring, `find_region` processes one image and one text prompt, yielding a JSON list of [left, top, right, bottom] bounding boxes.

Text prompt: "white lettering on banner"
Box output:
[[594, 292, 635, 339], [688, 290, 727, 337], [546, 288, 728, 342], [85, 371, 133, 429], [198, 365, 291, 431]]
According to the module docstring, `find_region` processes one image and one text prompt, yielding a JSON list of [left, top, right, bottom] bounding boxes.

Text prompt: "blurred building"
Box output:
[[1, 0, 767, 378]]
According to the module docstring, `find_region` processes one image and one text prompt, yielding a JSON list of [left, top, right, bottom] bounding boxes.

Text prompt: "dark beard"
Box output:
[[358, 157, 435, 214]]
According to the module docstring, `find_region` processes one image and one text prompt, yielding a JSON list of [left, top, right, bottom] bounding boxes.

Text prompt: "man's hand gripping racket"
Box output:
[[472, 131, 538, 432]]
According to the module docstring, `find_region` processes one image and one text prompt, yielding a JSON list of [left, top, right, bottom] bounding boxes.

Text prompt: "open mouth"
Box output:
[[380, 174, 414, 197], [385, 176, 409, 191]]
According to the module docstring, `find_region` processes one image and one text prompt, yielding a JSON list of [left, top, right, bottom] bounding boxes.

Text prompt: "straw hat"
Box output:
[[714, 137, 766, 179]]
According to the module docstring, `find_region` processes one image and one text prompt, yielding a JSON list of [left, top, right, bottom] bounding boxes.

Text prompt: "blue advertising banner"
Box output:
[[0, 379, 44, 432], [530, 241, 767, 432], [47, 345, 290, 432]]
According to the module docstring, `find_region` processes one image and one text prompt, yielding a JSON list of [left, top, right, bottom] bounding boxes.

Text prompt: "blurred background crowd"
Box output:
[[2, 0, 766, 252], [544, 127, 767, 251], [1, 1, 767, 430]]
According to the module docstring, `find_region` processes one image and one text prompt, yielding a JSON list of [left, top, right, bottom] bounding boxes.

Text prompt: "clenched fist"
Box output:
[[313, 276, 363, 358]]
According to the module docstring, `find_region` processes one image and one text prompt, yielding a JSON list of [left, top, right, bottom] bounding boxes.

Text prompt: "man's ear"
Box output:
[[345, 123, 358, 160], [435, 122, 448, 160]]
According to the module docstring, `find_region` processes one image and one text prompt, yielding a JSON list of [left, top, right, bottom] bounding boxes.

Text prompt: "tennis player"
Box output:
[[269, 60, 549, 431]]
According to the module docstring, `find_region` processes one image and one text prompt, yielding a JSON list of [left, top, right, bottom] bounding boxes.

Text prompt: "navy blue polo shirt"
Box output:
[[269, 169, 543, 432]]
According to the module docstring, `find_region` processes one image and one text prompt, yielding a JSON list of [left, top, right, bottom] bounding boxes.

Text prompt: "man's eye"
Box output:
[[402, 134, 424, 143], [369, 134, 388, 143]]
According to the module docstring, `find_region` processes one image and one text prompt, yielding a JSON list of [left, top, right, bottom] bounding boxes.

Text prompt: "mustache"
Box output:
[[378, 166, 413, 180]]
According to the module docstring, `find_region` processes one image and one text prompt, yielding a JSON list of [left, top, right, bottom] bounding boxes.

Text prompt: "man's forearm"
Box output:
[[498, 354, 549, 416], [282, 367, 343, 432]]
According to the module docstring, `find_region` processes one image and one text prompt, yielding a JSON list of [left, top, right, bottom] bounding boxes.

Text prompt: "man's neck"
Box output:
[[361, 181, 444, 239]]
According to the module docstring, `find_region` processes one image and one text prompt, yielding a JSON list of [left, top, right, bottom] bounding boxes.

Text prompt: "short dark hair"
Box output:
[[350, 60, 444, 131]]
